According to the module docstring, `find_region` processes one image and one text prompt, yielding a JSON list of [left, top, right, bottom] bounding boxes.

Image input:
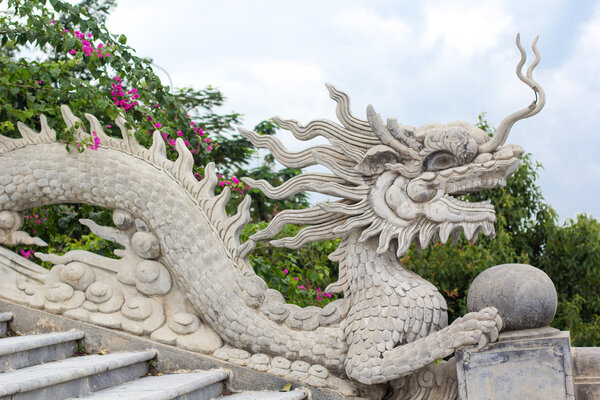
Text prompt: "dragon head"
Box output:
[[240, 34, 544, 259], [361, 108, 525, 255]]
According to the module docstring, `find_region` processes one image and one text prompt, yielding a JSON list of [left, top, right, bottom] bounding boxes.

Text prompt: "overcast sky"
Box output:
[[106, 0, 600, 222]]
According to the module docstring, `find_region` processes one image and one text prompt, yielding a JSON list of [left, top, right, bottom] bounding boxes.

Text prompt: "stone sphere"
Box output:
[[467, 264, 557, 331]]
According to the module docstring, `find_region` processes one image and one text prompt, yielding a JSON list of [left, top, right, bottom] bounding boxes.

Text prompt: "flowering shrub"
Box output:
[[241, 222, 339, 307]]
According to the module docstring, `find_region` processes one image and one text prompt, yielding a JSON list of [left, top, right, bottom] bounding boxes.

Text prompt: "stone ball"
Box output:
[[0, 211, 22, 229], [467, 264, 557, 331], [112, 210, 133, 228], [131, 231, 161, 259]]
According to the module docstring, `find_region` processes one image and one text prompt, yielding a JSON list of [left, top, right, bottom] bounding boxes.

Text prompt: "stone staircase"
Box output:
[[0, 312, 307, 400]]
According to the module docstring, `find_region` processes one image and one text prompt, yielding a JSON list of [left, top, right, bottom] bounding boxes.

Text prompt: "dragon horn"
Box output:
[[479, 34, 546, 153], [366, 105, 419, 159]]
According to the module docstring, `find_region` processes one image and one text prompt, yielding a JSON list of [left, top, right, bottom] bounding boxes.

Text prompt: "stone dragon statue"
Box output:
[[0, 35, 544, 399]]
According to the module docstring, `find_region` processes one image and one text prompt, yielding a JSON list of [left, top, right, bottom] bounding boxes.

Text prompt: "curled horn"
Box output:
[[479, 34, 546, 154], [366, 105, 420, 159]]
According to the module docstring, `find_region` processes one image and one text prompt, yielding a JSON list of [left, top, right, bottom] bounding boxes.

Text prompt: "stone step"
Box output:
[[0, 331, 84, 372], [0, 350, 155, 400], [572, 347, 600, 400], [74, 370, 228, 399], [220, 391, 307, 400], [0, 313, 11, 337]]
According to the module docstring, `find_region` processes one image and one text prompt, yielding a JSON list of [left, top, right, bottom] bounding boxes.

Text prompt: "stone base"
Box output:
[[572, 347, 600, 400], [455, 327, 575, 400]]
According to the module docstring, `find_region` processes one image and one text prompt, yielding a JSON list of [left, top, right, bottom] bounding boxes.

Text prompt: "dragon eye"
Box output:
[[423, 151, 458, 171]]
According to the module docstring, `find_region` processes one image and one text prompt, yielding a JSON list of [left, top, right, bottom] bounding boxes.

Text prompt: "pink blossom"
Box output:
[[20, 249, 33, 259], [87, 32, 92, 38], [153, 122, 162, 129], [51, 19, 55, 24], [283, 269, 288, 274], [37, 80, 43, 85], [297, 286, 306, 290], [204, 138, 210, 143], [89, 131, 100, 150], [294, 277, 299, 281], [68, 49, 77, 55], [106, 124, 112, 128]]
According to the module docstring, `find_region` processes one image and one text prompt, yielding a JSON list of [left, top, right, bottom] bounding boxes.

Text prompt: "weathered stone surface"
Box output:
[[467, 264, 557, 331], [1, 300, 350, 400], [0, 331, 83, 372], [0, 313, 11, 337], [572, 347, 600, 400], [456, 329, 574, 400], [0, 350, 154, 399], [221, 391, 307, 400], [76, 370, 228, 399]]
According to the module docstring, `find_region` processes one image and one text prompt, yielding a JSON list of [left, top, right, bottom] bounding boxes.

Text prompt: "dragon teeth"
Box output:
[[439, 222, 453, 243]]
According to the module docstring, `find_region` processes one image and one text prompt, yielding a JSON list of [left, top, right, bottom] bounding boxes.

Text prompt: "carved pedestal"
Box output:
[[455, 327, 575, 400]]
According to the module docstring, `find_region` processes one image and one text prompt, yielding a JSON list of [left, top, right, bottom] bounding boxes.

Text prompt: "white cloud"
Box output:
[[102, 0, 600, 219], [334, 8, 411, 46], [421, 1, 514, 58]]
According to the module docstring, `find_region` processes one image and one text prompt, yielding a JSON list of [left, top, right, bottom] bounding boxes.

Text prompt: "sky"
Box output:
[[106, 0, 600, 222]]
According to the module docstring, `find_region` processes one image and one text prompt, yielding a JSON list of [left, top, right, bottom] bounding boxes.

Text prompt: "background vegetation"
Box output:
[[2, 0, 598, 346]]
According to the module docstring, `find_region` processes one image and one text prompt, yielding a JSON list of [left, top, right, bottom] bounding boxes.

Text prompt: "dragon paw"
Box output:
[[449, 306, 503, 350]]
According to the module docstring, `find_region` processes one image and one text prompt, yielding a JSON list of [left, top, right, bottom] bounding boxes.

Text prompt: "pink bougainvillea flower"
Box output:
[[68, 49, 77, 55], [294, 277, 299, 281], [20, 249, 33, 259], [89, 131, 100, 150], [153, 122, 162, 128], [297, 286, 306, 290], [283, 269, 288, 274]]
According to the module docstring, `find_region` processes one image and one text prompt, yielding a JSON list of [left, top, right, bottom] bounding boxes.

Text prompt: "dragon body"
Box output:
[[0, 35, 544, 396]]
